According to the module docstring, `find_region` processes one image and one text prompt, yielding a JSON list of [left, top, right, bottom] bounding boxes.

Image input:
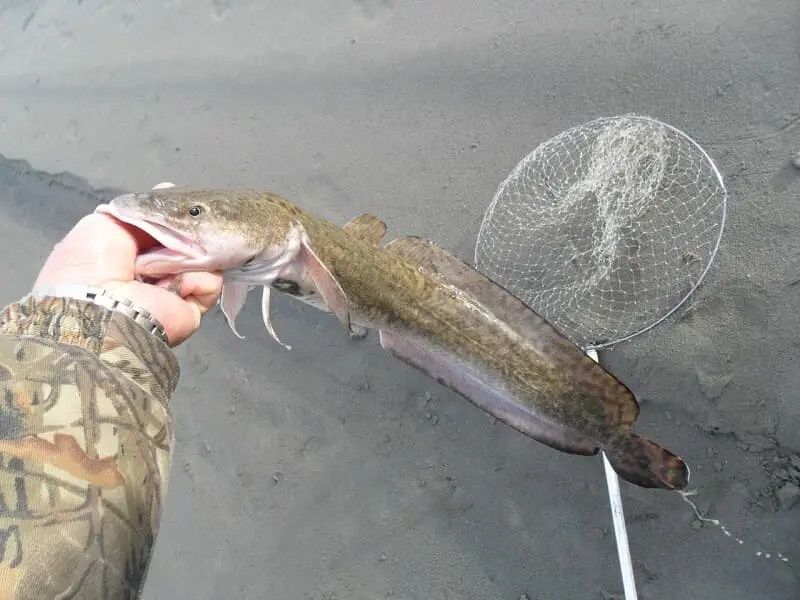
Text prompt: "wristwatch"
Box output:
[[31, 284, 169, 344]]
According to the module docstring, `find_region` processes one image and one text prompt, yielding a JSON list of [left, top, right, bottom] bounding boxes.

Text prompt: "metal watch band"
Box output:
[[31, 284, 169, 344]]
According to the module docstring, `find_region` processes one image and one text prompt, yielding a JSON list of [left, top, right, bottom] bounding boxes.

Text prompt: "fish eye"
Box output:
[[188, 205, 203, 217]]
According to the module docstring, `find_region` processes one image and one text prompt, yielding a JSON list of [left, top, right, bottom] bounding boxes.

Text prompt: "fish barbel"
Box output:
[[95, 186, 689, 490]]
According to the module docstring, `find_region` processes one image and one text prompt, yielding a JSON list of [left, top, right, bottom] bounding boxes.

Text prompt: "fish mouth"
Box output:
[[95, 201, 208, 275]]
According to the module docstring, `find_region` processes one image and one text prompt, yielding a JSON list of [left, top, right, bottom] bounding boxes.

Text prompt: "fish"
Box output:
[[95, 185, 690, 490]]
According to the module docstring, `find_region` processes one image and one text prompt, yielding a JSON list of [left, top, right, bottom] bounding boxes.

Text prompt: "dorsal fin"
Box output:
[[343, 214, 387, 245], [384, 235, 640, 427]]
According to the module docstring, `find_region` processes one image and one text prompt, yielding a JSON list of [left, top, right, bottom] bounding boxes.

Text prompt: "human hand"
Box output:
[[32, 183, 223, 346]]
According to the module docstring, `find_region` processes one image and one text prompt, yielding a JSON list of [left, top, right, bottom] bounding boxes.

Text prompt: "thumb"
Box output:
[[109, 271, 222, 346]]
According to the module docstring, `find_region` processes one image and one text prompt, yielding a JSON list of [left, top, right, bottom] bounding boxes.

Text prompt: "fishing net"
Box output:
[[474, 115, 728, 600], [474, 114, 727, 350]]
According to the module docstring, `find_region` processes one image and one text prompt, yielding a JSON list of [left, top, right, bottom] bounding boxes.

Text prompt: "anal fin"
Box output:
[[378, 329, 599, 456], [385, 235, 640, 428]]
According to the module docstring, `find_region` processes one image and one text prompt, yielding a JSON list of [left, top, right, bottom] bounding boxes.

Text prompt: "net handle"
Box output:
[[587, 348, 638, 600]]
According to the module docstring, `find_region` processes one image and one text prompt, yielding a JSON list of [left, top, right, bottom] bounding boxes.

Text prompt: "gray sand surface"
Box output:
[[0, 1, 798, 598]]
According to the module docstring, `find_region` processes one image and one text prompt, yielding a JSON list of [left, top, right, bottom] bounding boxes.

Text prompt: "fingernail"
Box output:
[[192, 301, 202, 330]]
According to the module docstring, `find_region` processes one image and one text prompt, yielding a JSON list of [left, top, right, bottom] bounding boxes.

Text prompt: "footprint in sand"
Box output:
[[354, 0, 393, 23], [211, 0, 233, 20]]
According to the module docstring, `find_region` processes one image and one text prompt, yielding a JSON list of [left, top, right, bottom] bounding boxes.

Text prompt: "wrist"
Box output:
[[31, 284, 169, 344]]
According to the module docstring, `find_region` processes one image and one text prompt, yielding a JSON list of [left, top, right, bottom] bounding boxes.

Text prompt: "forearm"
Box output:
[[0, 293, 180, 598]]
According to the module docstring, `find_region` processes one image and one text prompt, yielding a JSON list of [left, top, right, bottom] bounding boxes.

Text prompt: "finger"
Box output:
[[96, 213, 161, 252], [149, 287, 203, 346], [112, 282, 207, 347], [35, 213, 168, 291], [121, 221, 161, 251], [154, 271, 223, 314], [42, 214, 140, 269], [72, 212, 164, 255]]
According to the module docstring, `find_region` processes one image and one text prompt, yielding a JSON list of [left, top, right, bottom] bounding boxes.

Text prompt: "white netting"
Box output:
[[474, 115, 727, 350]]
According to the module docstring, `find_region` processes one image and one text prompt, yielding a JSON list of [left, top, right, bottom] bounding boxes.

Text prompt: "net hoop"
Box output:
[[474, 114, 727, 350]]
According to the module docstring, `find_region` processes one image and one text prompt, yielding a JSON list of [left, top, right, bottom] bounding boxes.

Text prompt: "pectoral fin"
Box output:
[[220, 282, 251, 339], [378, 329, 599, 456], [343, 214, 387, 245], [385, 235, 640, 428], [298, 234, 352, 335], [261, 286, 292, 350]]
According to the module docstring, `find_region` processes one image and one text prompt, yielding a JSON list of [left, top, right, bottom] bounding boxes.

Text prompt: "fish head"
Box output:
[[95, 187, 296, 279]]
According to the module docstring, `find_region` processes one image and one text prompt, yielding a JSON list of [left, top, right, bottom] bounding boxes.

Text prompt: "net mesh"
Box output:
[[474, 115, 727, 350]]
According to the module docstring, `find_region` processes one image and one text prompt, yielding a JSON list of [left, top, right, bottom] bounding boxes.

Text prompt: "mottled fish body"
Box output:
[[96, 187, 689, 490]]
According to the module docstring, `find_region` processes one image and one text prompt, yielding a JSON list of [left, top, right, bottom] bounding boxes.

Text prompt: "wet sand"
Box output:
[[0, 1, 798, 598]]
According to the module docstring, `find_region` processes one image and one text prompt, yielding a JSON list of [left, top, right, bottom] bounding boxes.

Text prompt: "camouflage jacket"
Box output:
[[0, 294, 179, 599]]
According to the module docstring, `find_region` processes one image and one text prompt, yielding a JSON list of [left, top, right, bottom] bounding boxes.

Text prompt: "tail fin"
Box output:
[[605, 432, 690, 490]]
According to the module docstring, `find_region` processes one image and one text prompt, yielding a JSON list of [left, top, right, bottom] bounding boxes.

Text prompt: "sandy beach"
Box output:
[[0, 1, 798, 598]]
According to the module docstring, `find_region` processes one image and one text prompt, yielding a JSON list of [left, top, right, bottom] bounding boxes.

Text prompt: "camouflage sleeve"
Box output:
[[0, 294, 180, 599]]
